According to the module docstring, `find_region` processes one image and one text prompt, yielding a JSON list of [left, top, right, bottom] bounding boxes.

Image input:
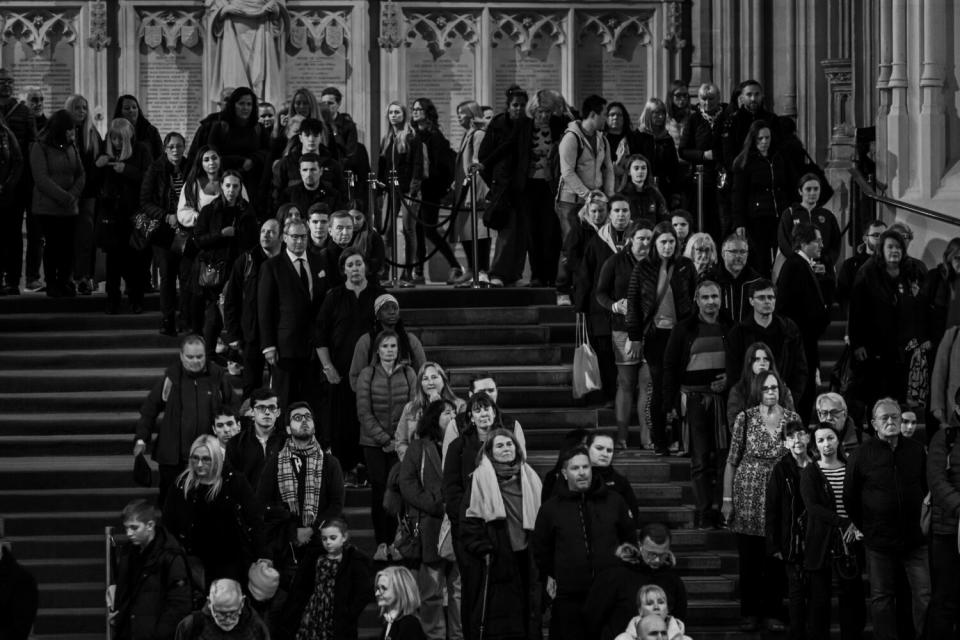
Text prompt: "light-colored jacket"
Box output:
[[931, 326, 960, 418], [30, 140, 85, 216], [557, 120, 614, 203]]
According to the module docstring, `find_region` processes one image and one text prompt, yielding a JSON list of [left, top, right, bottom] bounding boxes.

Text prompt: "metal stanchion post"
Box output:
[[469, 166, 481, 289], [345, 170, 355, 203], [388, 168, 400, 288], [695, 164, 705, 232], [367, 172, 378, 232]]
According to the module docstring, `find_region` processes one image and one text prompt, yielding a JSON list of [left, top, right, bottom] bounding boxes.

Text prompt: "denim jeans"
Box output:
[[686, 391, 725, 515], [865, 545, 931, 640], [417, 560, 463, 640]]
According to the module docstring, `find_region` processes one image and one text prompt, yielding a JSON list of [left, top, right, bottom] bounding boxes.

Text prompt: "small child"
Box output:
[[614, 584, 691, 640], [281, 518, 373, 640]]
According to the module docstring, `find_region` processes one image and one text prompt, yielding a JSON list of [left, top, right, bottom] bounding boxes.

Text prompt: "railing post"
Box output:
[[367, 172, 379, 233], [388, 168, 400, 288], [345, 170, 355, 204], [469, 166, 481, 289], [695, 164, 705, 232]]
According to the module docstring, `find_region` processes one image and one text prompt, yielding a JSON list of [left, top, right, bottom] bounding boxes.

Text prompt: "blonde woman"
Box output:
[[683, 232, 718, 276], [395, 361, 465, 461], [162, 435, 266, 587], [453, 101, 491, 283], [635, 97, 680, 204], [96, 118, 152, 314], [378, 101, 423, 285], [375, 566, 427, 639], [64, 93, 103, 295]]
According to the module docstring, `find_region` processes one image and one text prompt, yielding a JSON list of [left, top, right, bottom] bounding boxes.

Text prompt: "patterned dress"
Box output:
[[727, 405, 800, 536]]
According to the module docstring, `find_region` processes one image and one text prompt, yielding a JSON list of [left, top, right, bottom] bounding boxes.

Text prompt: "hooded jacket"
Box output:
[[136, 361, 235, 465], [582, 543, 688, 640], [355, 361, 417, 447], [575, 223, 629, 335], [625, 254, 697, 341], [113, 526, 193, 640], [618, 180, 667, 225], [557, 121, 615, 202], [596, 249, 640, 333], [703, 263, 762, 325], [532, 476, 636, 597]]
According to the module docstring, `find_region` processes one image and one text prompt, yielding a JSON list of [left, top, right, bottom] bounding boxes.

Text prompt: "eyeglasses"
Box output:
[[640, 546, 671, 562], [694, 247, 712, 253], [784, 432, 807, 441], [817, 408, 845, 418], [875, 413, 901, 423], [190, 455, 212, 464], [866, 233, 882, 238], [762, 384, 779, 392], [286, 233, 308, 240], [253, 404, 278, 413], [210, 607, 242, 621], [411, 107, 424, 112], [723, 249, 748, 256], [290, 413, 313, 423]]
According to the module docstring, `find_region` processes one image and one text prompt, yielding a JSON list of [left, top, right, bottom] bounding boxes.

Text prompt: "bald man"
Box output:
[[638, 615, 669, 640], [174, 579, 269, 639]]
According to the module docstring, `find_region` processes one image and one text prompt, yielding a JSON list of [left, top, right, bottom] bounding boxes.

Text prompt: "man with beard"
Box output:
[[705, 234, 762, 324], [257, 402, 345, 580], [174, 579, 269, 639], [225, 388, 285, 489], [223, 218, 282, 397], [679, 83, 727, 240], [135, 335, 235, 505], [533, 447, 636, 640], [837, 219, 886, 312]]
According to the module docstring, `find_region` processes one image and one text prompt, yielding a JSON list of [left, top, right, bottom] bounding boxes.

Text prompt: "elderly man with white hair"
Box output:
[[174, 579, 269, 639], [815, 392, 861, 455]]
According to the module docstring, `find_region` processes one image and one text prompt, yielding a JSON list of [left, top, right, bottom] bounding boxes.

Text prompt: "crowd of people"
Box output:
[[6, 69, 960, 640]]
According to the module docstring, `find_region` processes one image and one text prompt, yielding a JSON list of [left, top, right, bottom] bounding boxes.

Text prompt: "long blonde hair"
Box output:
[[410, 361, 461, 416], [64, 93, 100, 156], [177, 435, 224, 502], [380, 101, 415, 155], [105, 118, 135, 162], [375, 566, 420, 617]]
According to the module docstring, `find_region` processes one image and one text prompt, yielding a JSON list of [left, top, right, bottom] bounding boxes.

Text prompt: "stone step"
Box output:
[[38, 582, 104, 610], [0, 345, 567, 369], [0, 365, 574, 393]]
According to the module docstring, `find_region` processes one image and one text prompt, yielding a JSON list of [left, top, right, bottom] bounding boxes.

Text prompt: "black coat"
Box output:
[[765, 454, 807, 563], [257, 251, 325, 359], [634, 131, 680, 198], [98, 142, 153, 248], [703, 263, 763, 325], [618, 181, 667, 225], [0, 546, 38, 640], [775, 253, 830, 341], [477, 113, 534, 195], [225, 424, 286, 490], [136, 362, 235, 466], [596, 250, 639, 333], [222, 247, 272, 347], [532, 477, 636, 597], [583, 552, 688, 640], [112, 527, 192, 640], [662, 313, 732, 411], [724, 314, 808, 400], [731, 152, 791, 229], [801, 461, 851, 571], [140, 155, 187, 221], [625, 254, 697, 341], [719, 106, 780, 171], [574, 229, 622, 336], [194, 196, 257, 278], [844, 436, 927, 552], [277, 545, 373, 640], [928, 426, 960, 536], [679, 106, 726, 170], [381, 615, 427, 640], [314, 283, 385, 371], [459, 484, 542, 640]]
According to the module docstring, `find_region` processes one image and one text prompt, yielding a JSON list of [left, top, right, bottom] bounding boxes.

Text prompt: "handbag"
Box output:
[[197, 258, 226, 289], [920, 492, 932, 537], [394, 513, 422, 561], [132, 452, 152, 487], [832, 528, 860, 580], [437, 514, 455, 561], [130, 212, 160, 251], [572, 312, 602, 399], [830, 345, 854, 395]]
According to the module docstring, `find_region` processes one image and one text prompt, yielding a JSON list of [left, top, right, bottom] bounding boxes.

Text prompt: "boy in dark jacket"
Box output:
[[765, 421, 812, 640], [557, 195, 606, 305], [110, 500, 193, 640]]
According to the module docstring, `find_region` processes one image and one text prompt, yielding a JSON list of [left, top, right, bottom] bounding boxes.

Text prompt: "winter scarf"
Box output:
[[466, 455, 542, 529], [277, 438, 324, 526]]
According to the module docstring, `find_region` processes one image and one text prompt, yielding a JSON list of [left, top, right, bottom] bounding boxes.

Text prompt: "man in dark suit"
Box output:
[[258, 218, 324, 411], [775, 222, 830, 418]]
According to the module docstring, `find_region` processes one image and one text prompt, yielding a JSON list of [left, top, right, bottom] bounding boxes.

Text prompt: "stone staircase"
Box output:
[[0, 289, 849, 640]]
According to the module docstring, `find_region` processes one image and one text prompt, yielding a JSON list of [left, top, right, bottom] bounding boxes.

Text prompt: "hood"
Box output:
[[597, 222, 627, 254]]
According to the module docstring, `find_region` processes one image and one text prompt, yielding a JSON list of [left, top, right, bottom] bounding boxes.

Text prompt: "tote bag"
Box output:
[[572, 313, 602, 398]]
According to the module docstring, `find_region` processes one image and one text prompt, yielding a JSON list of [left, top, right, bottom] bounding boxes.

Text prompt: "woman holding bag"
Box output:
[[398, 400, 463, 640], [453, 100, 491, 285]]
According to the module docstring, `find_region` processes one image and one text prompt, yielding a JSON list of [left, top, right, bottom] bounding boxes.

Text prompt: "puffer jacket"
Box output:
[[355, 362, 417, 447], [625, 254, 697, 341], [140, 155, 187, 220], [596, 249, 639, 333], [532, 476, 636, 597], [731, 151, 790, 229], [29, 138, 85, 216], [112, 526, 192, 640], [557, 121, 615, 202]]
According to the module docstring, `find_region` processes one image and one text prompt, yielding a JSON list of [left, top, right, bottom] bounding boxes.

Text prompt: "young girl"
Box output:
[[283, 518, 373, 640], [614, 584, 691, 640], [375, 565, 427, 640], [618, 154, 668, 225], [558, 194, 607, 306]]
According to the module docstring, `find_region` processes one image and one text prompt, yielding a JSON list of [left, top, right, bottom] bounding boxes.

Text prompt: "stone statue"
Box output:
[[205, 0, 287, 110]]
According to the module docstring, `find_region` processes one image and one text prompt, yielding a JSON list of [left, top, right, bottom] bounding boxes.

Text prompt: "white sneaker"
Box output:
[[373, 543, 389, 562], [557, 293, 572, 306]]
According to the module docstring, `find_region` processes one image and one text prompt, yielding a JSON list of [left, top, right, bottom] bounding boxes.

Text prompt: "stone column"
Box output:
[[80, 0, 111, 136], [875, 0, 892, 191], [688, 0, 712, 89], [886, 0, 909, 197], [781, 0, 797, 118], [917, 0, 945, 197]]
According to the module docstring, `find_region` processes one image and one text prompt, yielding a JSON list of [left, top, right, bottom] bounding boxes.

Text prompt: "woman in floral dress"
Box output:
[[721, 370, 799, 633]]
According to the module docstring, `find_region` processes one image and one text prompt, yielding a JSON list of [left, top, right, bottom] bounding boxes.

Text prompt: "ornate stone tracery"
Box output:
[[662, 0, 686, 51], [577, 12, 652, 54], [0, 10, 78, 54], [491, 12, 566, 52], [287, 9, 350, 51], [404, 11, 479, 54], [137, 10, 203, 50]]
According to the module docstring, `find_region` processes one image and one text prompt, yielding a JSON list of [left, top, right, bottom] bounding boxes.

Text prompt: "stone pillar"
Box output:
[[781, 0, 797, 118], [917, 0, 945, 197], [875, 0, 892, 192], [688, 0, 711, 89], [886, 0, 909, 197]]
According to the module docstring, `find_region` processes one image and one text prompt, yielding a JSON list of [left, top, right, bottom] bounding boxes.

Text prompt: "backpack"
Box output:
[[166, 548, 206, 611]]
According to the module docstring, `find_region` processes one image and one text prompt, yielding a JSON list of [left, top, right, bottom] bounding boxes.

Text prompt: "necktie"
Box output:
[[298, 258, 310, 293]]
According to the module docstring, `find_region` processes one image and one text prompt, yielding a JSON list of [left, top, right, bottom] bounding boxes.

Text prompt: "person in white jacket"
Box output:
[[615, 584, 692, 640]]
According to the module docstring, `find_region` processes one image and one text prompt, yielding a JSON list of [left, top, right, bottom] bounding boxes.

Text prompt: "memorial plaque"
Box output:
[[2, 34, 75, 114], [492, 39, 562, 105], [406, 36, 475, 139], [139, 43, 204, 148], [285, 40, 350, 103], [575, 29, 648, 123]]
